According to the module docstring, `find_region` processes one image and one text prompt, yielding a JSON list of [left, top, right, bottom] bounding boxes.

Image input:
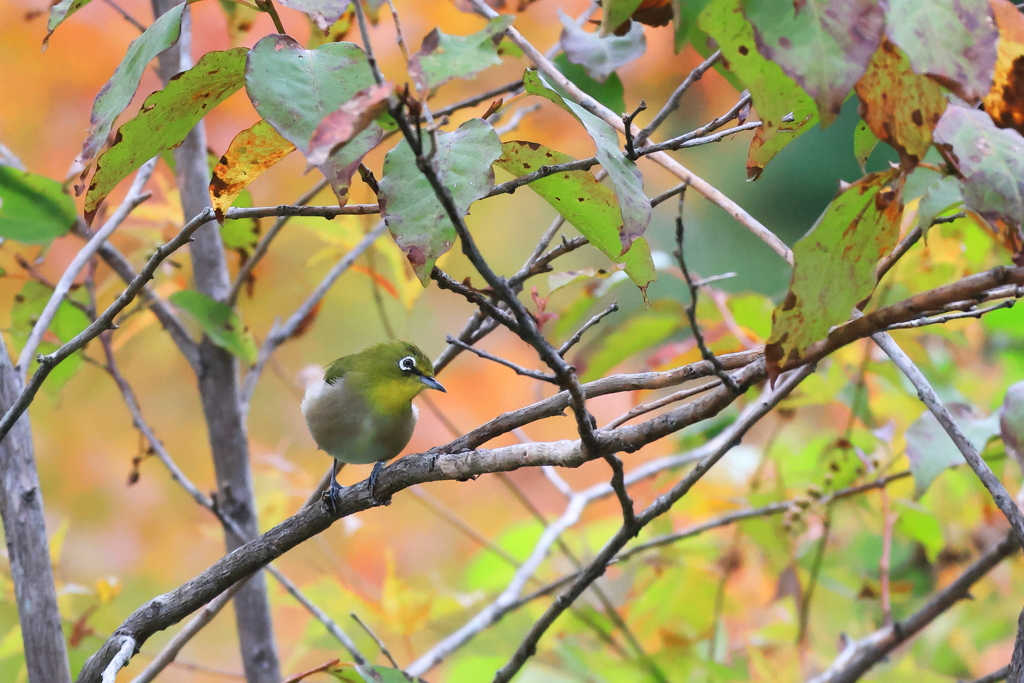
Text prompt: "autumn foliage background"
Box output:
[[3, 0, 1024, 682]]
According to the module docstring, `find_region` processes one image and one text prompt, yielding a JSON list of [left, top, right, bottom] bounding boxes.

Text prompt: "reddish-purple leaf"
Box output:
[[306, 83, 392, 167]]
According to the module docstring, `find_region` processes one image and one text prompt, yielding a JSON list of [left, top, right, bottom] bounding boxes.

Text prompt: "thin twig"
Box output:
[[101, 0, 146, 31], [963, 665, 1010, 683], [603, 380, 721, 430], [883, 301, 1015, 330], [383, 0, 410, 62], [351, 614, 410, 679], [634, 50, 723, 147], [445, 336, 557, 382], [558, 303, 618, 356]]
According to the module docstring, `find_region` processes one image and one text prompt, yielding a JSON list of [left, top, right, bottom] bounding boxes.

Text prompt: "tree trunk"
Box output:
[[150, 3, 280, 681], [0, 335, 71, 683]]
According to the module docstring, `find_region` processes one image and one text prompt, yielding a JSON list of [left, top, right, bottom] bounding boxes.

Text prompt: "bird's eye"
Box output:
[[398, 356, 417, 373]]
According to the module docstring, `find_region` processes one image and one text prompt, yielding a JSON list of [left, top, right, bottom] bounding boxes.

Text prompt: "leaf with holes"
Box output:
[[985, 0, 1024, 137], [377, 118, 501, 285], [409, 15, 515, 92], [744, 0, 884, 127], [855, 39, 947, 169], [933, 105, 1024, 233], [699, 0, 818, 179], [76, 3, 185, 172], [560, 9, 646, 84], [245, 35, 383, 205], [170, 290, 258, 364], [766, 170, 904, 373], [906, 404, 999, 498], [0, 167, 76, 244], [885, 0, 998, 104], [210, 120, 297, 220], [85, 48, 248, 221], [496, 140, 655, 291], [523, 70, 651, 252]]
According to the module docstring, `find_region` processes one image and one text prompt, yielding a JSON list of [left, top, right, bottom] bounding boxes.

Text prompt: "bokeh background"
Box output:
[[2, 0, 1024, 681]]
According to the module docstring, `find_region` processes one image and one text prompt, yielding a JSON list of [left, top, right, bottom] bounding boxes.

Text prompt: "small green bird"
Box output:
[[302, 341, 445, 509]]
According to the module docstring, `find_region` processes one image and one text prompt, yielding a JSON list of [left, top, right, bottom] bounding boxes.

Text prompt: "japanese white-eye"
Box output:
[[301, 341, 445, 508]]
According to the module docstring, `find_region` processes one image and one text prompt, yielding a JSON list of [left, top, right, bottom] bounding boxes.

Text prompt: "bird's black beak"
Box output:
[[420, 375, 446, 393]]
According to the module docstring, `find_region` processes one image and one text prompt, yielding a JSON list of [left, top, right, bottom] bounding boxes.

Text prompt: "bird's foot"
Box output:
[[321, 479, 344, 515], [368, 461, 391, 506]]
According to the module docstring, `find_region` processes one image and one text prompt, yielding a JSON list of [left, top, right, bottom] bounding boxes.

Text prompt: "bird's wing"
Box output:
[[323, 355, 356, 385]]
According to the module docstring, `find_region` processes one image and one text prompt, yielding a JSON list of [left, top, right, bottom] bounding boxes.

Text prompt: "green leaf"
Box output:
[[0, 167, 76, 244], [85, 47, 248, 219], [169, 290, 258, 364], [245, 35, 382, 205], [894, 500, 944, 563], [581, 301, 682, 381], [743, 0, 885, 127], [496, 140, 655, 291], [408, 15, 515, 92], [276, 0, 350, 32], [559, 10, 646, 84], [885, 0, 998, 104], [600, 0, 644, 35], [10, 281, 90, 352], [854, 40, 947, 167], [765, 170, 903, 371], [671, 0, 712, 53], [330, 665, 413, 683], [916, 175, 963, 233], [220, 190, 259, 253], [553, 54, 626, 115], [933, 105, 1024, 230], [377, 118, 501, 285], [698, 0, 818, 179], [1000, 380, 1024, 467], [76, 3, 185, 170], [906, 404, 999, 498], [45, 0, 93, 43], [853, 119, 879, 172], [523, 70, 651, 252], [210, 119, 297, 219]]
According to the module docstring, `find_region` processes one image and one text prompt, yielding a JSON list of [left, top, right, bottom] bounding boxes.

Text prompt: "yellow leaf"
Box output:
[[95, 577, 121, 603], [48, 518, 70, 568]]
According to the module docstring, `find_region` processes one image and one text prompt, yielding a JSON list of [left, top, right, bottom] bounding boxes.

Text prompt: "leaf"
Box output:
[[765, 170, 904, 372], [211, 120, 297, 219], [408, 15, 515, 92], [331, 665, 412, 683], [894, 501, 944, 563], [853, 119, 880, 172], [220, 190, 259, 253], [601, 0, 645, 35], [933, 105, 1024, 231], [885, 0, 998, 105], [496, 140, 655, 291], [916, 175, 964, 233], [377, 118, 501, 285], [552, 54, 626, 115], [985, 0, 1024, 137], [854, 40, 947, 170], [306, 82, 393, 167], [84, 47, 248, 220], [11, 281, 90, 352], [0, 166, 76, 244], [559, 9, 646, 84], [698, 0, 819, 180], [671, 0, 712, 53], [523, 70, 651, 252], [245, 35, 383, 205], [1000, 380, 1024, 469], [581, 301, 682, 381], [169, 290, 258, 364], [906, 404, 999, 498], [276, 0, 350, 32], [743, 0, 885, 127], [76, 3, 185, 171]]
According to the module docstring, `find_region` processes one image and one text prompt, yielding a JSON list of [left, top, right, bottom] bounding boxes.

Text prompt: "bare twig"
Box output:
[[101, 0, 146, 31], [634, 50, 723, 147], [558, 302, 618, 355], [101, 637, 135, 683], [963, 666, 1010, 683], [603, 379, 721, 430], [446, 336, 557, 382], [883, 300, 1014, 330]]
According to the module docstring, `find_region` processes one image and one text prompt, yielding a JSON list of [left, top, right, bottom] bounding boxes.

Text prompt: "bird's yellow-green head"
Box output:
[[325, 341, 444, 415]]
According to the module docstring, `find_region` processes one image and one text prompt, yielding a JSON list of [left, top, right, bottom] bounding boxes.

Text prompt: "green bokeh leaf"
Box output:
[[85, 47, 248, 218], [766, 170, 903, 371], [0, 166, 76, 244], [553, 54, 626, 115], [671, 0, 712, 53], [496, 140, 655, 291], [916, 175, 963, 233], [377, 118, 501, 285], [600, 0, 644, 35], [581, 301, 682, 381], [523, 70, 651, 252], [170, 290, 257, 364], [895, 500, 944, 563], [10, 281, 89, 395], [245, 35, 383, 205], [886, 0, 998, 104], [76, 3, 185, 171], [743, 0, 884, 127], [933, 105, 1024, 230], [699, 0, 818, 179], [906, 404, 999, 498], [409, 15, 515, 92], [559, 9, 646, 84]]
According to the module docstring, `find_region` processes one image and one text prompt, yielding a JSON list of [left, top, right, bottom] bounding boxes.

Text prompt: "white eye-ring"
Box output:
[[398, 356, 417, 372]]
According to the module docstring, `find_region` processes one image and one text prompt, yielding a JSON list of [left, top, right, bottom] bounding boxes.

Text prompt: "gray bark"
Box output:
[[0, 334, 71, 683], [149, 3, 280, 681]]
